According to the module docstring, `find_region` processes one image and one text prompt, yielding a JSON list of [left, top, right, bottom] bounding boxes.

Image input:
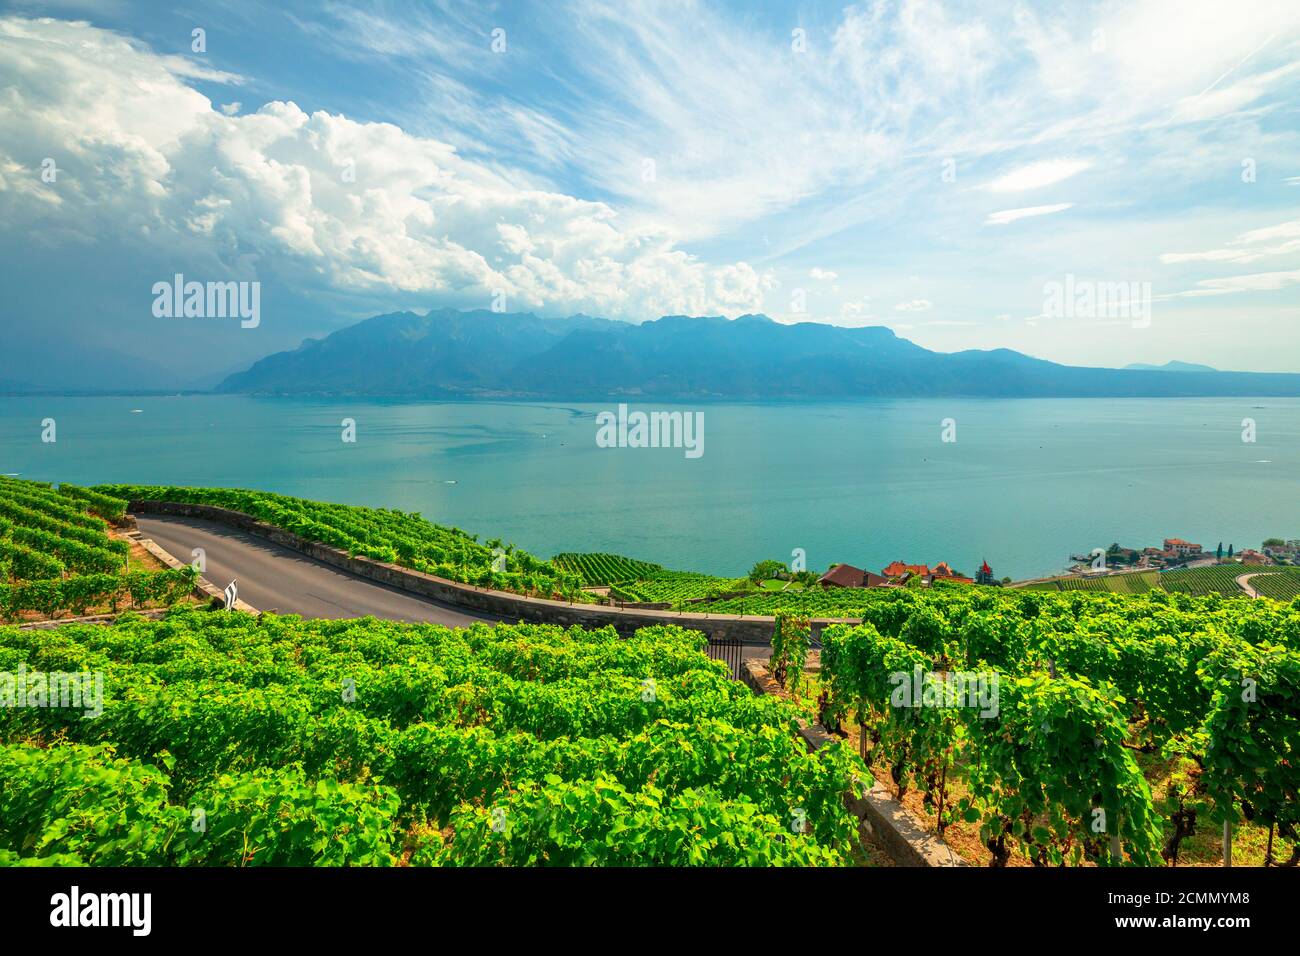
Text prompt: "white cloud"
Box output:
[[1160, 219, 1300, 263], [1238, 220, 1300, 243], [894, 299, 933, 312], [1169, 269, 1300, 297], [986, 159, 1091, 192], [986, 203, 1074, 225], [0, 16, 770, 321], [809, 267, 838, 281]]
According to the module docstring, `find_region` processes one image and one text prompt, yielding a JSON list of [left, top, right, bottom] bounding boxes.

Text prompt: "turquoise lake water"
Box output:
[[1, 395, 1296, 580]]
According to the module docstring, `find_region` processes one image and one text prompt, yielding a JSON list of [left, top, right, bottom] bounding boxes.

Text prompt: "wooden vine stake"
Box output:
[[1222, 796, 1233, 867], [1110, 803, 1122, 864]]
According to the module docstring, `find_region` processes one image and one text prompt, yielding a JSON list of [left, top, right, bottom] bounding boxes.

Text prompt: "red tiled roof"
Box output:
[[883, 561, 930, 577]]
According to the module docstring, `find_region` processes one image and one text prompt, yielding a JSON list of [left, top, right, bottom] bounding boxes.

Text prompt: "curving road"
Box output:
[[1234, 572, 1262, 599], [136, 515, 502, 627]]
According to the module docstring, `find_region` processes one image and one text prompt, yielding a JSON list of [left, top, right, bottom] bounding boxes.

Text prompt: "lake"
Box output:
[[1, 395, 1296, 580]]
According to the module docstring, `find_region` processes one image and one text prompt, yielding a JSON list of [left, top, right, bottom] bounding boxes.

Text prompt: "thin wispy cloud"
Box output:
[[1168, 269, 1300, 297], [1160, 220, 1300, 263], [986, 203, 1074, 225], [986, 159, 1091, 192]]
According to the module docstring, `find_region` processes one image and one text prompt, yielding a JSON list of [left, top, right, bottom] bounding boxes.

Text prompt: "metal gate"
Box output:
[[704, 635, 746, 680]]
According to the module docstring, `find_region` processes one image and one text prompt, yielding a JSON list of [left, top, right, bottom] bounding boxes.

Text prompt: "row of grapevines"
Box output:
[[0, 568, 196, 621], [815, 587, 1300, 865], [610, 570, 752, 605], [94, 484, 585, 601], [0, 609, 871, 866], [550, 551, 664, 586]]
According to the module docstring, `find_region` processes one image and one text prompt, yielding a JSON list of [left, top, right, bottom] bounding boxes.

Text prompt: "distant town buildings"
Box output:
[[817, 558, 985, 590], [882, 561, 930, 578], [1262, 540, 1300, 564], [819, 564, 890, 589], [1163, 538, 1203, 558], [1063, 534, 1300, 577]]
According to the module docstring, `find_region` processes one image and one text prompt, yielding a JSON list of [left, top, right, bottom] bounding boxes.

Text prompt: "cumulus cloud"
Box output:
[[894, 299, 933, 312], [0, 16, 770, 323], [809, 267, 838, 281]]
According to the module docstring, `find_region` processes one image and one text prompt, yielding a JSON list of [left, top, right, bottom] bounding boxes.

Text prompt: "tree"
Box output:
[[1263, 538, 1284, 548], [1216, 542, 1224, 560], [1227, 544, 1234, 558], [749, 559, 785, 583]]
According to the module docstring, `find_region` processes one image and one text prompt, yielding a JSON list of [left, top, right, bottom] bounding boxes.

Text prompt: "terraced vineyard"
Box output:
[[609, 571, 751, 605], [0, 478, 194, 621], [694, 588, 895, 617], [94, 484, 584, 601], [0, 610, 869, 866], [1022, 564, 1300, 600], [1160, 564, 1261, 597], [551, 552, 663, 586], [809, 587, 1300, 866], [1244, 568, 1300, 601]]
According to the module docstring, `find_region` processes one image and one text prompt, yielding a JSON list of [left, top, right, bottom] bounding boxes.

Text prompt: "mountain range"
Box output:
[[1122, 361, 1218, 373], [217, 309, 1300, 399]]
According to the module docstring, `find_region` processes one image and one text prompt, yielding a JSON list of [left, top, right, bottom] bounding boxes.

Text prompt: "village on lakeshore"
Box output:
[[1065, 536, 1300, 575], [803, 535, 1300, 594]]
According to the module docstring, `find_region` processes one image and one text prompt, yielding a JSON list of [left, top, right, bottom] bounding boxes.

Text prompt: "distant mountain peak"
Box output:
[[1123, 360, 1218, 373]]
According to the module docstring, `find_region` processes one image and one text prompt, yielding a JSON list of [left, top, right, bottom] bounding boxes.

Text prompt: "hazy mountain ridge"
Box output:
[[217, 310, 1300, 399], [1123, 360, 1219, 372]]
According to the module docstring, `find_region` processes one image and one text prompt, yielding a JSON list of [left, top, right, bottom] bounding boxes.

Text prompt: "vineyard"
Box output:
[[609, 570, 753, 605], [1251, 571, 1300, 602], [1021, 564, 1300, 600], [0, 610, 869, 866], [94, 485, 584, 601], [0, 478, 195, 622], [1161, 564, 1261, 597], [692, 587, 896, 618], [797, 587, 1300, 866], [550, 552, 664, 586]]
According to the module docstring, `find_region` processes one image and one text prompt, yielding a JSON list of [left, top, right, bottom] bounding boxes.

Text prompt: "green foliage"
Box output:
[[55, 484, 129, 523], [610, 570, 752, 605], [749, 559, 787, 583], [95, 484, 585, 601], [550, 552, 664, 586], [0, 610, 871, 866], [0, 478, 185, 621], [769, 612, 810, 693], [0, 569, 195, 622], [816, 587, 1300, 866]]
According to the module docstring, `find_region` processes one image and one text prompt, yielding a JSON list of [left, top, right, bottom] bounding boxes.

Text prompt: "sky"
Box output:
[[1, 0, 1298, 389]]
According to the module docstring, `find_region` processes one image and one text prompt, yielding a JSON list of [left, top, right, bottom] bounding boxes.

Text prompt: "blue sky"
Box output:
[[1, 0, 1298, 388]]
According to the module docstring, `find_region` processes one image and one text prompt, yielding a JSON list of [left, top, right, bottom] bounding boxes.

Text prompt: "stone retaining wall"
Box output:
[[128, 500, 858, 643]]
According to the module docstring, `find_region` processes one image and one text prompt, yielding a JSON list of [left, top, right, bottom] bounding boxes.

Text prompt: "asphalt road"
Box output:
[[136, 515, 502, 627]]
